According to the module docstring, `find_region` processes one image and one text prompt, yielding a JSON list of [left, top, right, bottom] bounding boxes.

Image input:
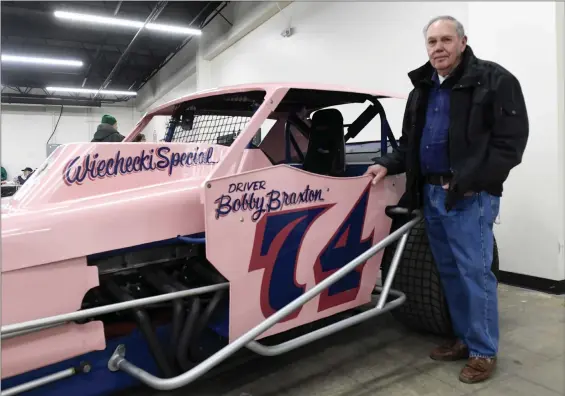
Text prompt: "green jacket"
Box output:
[[1, 167, 6, 181], [91, 123, 125, 142]]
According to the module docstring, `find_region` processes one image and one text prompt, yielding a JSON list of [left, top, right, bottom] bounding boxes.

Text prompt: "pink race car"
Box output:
[[1, 83, 499, 395]]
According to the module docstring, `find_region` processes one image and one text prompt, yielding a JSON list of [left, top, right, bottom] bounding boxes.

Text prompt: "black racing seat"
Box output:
[[302, 108, 346, 177]]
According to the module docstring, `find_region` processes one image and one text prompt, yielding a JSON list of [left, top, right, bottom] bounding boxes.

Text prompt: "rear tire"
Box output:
[[380, 219, 499, 337]]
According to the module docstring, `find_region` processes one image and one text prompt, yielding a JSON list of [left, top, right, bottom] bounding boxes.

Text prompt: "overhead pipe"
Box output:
[[114, 1, 123, 15], [134, 2, 229, 111], [1, 96, 102, 107], [81, 1, 123, 88], [93, 1, 168, 99]]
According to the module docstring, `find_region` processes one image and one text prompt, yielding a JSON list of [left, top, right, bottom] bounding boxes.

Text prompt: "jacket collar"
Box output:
[[408, 45, 480, 88]]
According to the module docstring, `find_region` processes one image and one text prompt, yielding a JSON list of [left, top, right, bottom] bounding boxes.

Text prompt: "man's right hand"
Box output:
[[364, 164, 388, 185]]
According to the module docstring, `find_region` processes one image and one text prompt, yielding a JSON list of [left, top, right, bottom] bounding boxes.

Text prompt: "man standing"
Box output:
[[365, 16, 528, 383], [91, 114, 125, 142]]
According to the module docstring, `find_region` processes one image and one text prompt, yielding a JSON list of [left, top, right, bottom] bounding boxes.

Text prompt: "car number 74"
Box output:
[[248, 185, 374, 321]]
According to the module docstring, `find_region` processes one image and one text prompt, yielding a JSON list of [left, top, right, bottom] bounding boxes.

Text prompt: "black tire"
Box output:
[[380, 218, 499, 337]]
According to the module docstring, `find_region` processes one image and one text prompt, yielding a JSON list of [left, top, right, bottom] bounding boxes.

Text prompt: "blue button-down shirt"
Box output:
[[420, 73, 451, 175]]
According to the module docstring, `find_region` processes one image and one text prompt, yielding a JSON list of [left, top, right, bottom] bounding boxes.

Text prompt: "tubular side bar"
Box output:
[[1, 283, 229, 339], [247, 231, 410, 356], [1, 367, 76, 396], [108, 210, 423, 391]]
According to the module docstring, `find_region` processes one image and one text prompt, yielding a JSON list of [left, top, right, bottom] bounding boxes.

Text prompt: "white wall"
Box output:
[[466, 2, 563, 280], [1, 104, 141, 179], [557, 0, 565, 279]]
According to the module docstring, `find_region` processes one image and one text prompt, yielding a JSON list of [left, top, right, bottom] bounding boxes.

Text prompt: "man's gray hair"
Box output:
[[423, 15, 465, 38]]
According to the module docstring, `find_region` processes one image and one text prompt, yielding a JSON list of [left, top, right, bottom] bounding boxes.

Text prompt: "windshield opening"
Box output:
[[163, 91, 266, 146]]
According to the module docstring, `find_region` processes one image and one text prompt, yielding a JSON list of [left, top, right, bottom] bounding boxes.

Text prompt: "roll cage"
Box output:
[[156, 88, 399, 167]]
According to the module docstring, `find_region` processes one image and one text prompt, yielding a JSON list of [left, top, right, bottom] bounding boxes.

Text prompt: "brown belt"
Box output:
[[425, 174, 453, 186]]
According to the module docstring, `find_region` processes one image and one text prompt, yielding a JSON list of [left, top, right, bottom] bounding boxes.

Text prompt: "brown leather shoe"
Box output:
[[429, 339, 469, 361], [459, 357, 497, 384]]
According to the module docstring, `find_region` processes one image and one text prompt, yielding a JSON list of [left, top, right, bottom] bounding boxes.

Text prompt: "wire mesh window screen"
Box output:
[[168, 112, 253, 146], [165, 91, 266, 145]]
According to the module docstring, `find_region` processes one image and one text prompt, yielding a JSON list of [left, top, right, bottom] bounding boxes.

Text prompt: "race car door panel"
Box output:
[[203, 164, 404, 342]]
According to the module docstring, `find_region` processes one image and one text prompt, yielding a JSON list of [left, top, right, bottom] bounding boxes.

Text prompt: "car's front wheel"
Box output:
[[380, 219, 500, 337]]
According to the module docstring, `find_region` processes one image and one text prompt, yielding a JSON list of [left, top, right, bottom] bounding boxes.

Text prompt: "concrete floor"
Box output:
[[132, 284, 565, 396]]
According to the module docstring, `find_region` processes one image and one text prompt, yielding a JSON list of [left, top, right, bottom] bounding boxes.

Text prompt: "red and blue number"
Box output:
[[249, 185, 373, 319]]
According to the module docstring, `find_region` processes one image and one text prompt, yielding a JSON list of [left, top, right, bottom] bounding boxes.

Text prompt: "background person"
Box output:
[[16, 167, 33, 185], [91, 114, 125, 142]]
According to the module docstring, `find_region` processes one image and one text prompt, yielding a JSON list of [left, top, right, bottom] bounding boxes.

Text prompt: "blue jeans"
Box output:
[[423, 183, 500, 358]]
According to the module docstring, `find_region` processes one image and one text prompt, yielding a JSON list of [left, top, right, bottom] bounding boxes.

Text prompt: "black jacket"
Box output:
[[374, 46, 529, 211], [91, 123, 125, 142]]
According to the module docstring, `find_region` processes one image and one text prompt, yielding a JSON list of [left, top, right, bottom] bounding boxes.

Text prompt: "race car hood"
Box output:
[[3, 142, 227, 212], [1, 142, 231, 272]]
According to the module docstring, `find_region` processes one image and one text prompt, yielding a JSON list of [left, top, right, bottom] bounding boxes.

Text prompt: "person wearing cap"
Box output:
[[91, 114, 125, 142], [16, 167, 33, 185]]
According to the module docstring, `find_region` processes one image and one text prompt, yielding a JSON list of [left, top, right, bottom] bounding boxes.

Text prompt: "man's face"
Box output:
[[425, 20, 467, 76], [113, 122, 118, 130]]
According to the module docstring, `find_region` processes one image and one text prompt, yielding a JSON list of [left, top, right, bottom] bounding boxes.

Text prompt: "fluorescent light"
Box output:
[[55, 11, 143, 29], [54, 11, 202, 36], [145, 24, 201, 35], [46, 87, 137, 96], [2, 54, 83, 67]]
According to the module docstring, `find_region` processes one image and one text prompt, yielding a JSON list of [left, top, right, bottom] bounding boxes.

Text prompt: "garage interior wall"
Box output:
[[3, 2, 563, 290], [1, 103, 142, 178], [559, 0, 565, 287]]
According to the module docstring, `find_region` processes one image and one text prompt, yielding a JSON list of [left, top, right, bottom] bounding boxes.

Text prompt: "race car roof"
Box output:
[[146, 82, 407, 117]]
